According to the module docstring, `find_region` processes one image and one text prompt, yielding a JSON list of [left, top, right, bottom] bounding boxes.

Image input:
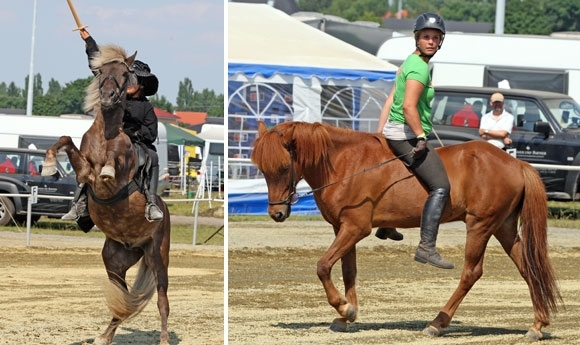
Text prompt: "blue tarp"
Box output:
[[228, 193, 320, 216], [228, 62, 397, 82]]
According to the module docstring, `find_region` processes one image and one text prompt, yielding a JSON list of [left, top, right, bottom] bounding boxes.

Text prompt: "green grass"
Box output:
[[0, 199, 224, 246]]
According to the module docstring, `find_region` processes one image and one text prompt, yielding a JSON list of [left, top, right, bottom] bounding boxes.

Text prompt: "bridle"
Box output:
[[98, 62, 132, 106], [267, 143, 300, 207]]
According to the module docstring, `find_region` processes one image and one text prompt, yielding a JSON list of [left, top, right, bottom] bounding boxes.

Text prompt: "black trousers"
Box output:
[[387, 139, 450, 192]]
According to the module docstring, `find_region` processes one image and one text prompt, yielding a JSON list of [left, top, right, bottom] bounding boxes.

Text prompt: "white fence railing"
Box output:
[[0, 191, 223, 246]]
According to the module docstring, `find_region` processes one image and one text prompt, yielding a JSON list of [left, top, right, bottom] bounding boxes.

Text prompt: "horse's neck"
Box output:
[[97, 107, 125, 140]]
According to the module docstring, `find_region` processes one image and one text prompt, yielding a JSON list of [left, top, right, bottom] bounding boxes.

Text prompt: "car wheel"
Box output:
[[0, 197, 15, 226]]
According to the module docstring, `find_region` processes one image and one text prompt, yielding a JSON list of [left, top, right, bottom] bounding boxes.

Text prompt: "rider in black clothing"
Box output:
[[62, 29, 164, 223]]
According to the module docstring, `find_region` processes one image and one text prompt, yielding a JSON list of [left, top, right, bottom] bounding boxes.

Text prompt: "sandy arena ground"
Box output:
[[0, 230, 224, 345], [229, 220, 580, 345]]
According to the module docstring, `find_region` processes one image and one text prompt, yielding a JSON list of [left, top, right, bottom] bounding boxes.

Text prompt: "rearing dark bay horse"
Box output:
[[251, 120, 561, 340], [41, 45, 171, 345]]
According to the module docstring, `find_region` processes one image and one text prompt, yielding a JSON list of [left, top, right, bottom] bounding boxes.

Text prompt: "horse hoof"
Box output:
[[99, 166, 115, 179], [330, 317, 348, 332], [526, 327, 543, 341], [337, 303, 357, 322], [423, 325, 440, 337], [41, 164, 57, 176], [93, 336, 111, 345]]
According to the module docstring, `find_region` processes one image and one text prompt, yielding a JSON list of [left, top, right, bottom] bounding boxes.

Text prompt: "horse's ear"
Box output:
[[257, 120, 268, 135], [126, 51, 138, 67]]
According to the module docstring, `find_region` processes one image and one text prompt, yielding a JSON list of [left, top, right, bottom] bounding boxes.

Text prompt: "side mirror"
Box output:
[[534, 121, 551, 138]]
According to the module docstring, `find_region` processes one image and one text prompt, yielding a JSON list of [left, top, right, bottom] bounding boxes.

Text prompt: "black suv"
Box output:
[[429, 86, 580, 200], [0, 148, 77, 225]]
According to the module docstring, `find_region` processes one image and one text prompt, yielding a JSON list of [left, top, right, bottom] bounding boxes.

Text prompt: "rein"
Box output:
[[298, 151, 412, 199], [269, 141, 412, 206]]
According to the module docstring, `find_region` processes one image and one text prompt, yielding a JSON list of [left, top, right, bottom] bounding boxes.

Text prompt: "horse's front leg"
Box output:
[[42, 136, 92, 182], [318, 224, 368, 332], [99, 150, 118, 180]]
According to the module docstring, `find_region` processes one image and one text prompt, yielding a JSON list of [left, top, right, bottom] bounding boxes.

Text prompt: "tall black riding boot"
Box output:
[[414, 188, 454, 269], [61, 183, 89, 220], [145, 166, 164, 222]]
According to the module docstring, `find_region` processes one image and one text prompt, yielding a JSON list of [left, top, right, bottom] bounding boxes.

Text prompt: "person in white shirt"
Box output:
[[479, 92, 515, 149]]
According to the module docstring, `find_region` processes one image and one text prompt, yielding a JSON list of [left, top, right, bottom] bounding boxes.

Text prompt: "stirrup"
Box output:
[[146, 204, 164, 222]]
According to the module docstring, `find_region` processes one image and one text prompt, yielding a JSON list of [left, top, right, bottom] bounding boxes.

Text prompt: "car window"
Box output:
[[511, 100, 547, 132], [543, 98, 580, 129], [432, 94, 488, 128], [28, 154, 45, 175], [0, 153, 23, 174]]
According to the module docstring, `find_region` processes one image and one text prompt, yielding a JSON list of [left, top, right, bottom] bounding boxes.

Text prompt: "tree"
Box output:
[[175, 77, 223, 116], [7, 82, 21, 97], [46, 79, 62, 96], [24, 73, 44, 98], [176, 77, 195, 110], [150, 94, 174, 113]]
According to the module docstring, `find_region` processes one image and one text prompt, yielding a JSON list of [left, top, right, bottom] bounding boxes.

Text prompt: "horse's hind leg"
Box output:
[[145, 220, 171, 345], [494, 219, 549, 340], [425, 220, 492, 337], [94, 238, 143, 345]]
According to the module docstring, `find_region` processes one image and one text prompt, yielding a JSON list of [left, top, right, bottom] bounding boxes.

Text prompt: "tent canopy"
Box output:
[[164, 123, 205, 146], [228, 3, 398, 81]]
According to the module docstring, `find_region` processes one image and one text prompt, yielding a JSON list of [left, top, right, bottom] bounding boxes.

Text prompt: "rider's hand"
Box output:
[[79, 28, 90, 40], [412, 139, 427, 159]]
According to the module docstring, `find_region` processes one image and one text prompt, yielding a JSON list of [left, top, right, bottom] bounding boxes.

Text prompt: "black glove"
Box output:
[[412, 139, 427, 159]]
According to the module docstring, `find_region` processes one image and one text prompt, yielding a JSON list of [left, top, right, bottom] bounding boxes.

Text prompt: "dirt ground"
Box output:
[[0, 231, 224, 345], [229, 220, 580, 345]]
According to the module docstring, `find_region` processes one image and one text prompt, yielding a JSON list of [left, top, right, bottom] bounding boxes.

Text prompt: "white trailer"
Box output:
[[376, 33, 580, 101], [0, 114, 170, 194]]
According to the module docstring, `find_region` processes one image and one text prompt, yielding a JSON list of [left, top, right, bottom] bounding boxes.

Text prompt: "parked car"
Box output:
[[429, 86, 580, 201], [0, 148, 77, 225]]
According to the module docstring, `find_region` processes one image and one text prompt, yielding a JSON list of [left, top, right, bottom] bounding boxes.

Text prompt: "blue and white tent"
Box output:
[[228, 3, 398, 215]]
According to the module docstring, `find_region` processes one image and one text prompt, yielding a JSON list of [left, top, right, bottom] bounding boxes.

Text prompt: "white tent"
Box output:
[[228, 3, 398, 214], [228, 2, 398, 165]]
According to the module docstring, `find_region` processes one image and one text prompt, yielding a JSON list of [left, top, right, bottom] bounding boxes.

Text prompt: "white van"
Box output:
[[377, 33, 580, 102]]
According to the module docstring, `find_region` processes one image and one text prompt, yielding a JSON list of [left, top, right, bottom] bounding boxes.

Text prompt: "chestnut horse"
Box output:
[[251, 120, 561, 340], [41, 45, 170, 345]]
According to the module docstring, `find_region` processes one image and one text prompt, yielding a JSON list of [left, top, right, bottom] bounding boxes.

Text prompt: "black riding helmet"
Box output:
[[413, 12, 446, 54], [130, 60, 159, 96]]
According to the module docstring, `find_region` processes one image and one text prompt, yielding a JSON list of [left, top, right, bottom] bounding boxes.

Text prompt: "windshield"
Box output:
[[544, 98, 580, 129]]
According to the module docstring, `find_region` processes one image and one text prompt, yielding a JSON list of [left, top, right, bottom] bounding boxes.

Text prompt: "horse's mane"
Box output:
[[83, 44, 130, 113], [252, 121, 337, 180]]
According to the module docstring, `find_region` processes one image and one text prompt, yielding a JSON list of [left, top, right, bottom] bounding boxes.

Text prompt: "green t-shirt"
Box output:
[[388, 54, 435, 134]]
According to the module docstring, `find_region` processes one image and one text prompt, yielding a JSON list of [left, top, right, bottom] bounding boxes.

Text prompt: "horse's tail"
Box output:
[[104, 260, 156, 321], [520, 163, 562, 323]]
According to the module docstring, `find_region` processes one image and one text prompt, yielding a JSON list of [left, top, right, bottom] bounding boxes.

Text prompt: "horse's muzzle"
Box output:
[[269, 205, 290, 222]]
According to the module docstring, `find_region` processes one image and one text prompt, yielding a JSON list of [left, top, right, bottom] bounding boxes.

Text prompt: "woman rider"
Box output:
[[378, 13, 453, 269]]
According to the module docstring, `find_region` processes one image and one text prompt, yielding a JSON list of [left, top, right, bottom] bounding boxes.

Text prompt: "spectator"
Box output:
[[479, 93, 515, 149]]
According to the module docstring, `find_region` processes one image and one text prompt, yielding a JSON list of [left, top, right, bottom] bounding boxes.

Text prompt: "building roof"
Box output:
[[175, 111, 207, 126], [154, 107, 179, 122]]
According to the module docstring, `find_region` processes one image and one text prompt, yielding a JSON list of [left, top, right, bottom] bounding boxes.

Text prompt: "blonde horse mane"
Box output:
[[83, 44, 132, 113]]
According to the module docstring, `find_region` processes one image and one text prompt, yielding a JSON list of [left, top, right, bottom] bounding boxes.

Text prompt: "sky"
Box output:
[[0, 0, 224, 103]]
